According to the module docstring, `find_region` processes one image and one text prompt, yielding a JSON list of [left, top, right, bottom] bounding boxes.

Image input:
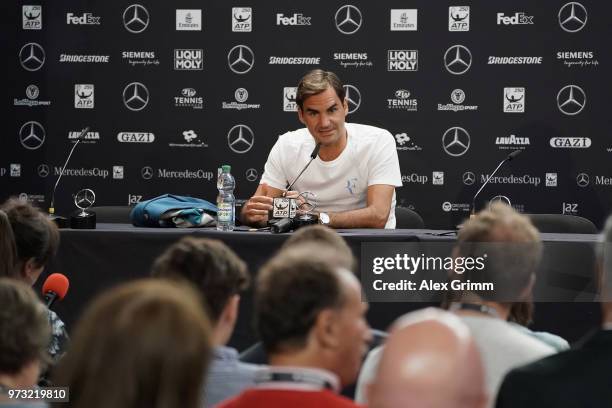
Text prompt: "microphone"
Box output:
[[48, 126, 90, 227], [471, 150, 522, 215], [42, 273, 70, 308], [284, 143, 321, 193], [271, 217, 294, 233]]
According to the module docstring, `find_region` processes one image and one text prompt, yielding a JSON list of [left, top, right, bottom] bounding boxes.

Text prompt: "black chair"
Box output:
[[525, 214, 597, 234], [395, 206, 425, 229], [89, 206, 132, 223]]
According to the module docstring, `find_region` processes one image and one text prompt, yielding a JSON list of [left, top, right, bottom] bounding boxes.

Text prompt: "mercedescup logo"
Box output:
[[550, 137, 591, 148], [449, 6, 469, 31], [387, 89, 417, 111], [67, 12, 101, 25], [276, 13, 311, 26], [401, 173, 429, 185], [117, 132, 155, 143], [174, 49, 203, 70], [438, 89, 478, 112], [390, 9, 417, 31], [496, 134, 530, 150], [333, 52, 372, 68], [394, 133, 422, 151], [176, 9, 201, 31], [222, 88, 261, 110], [503, 87, 525, 113], [175, 88, 203, 109], [497, 12, 534, 25], [122, 51, 159, 67], [157, 168, 215, 180], [14, 85, 51, 107], [232, 7, 252, 32], [556, 51, 598, 68], [74, 84, 94, 109], [388, 50, 418, 71], [23, 6, 42, 29], [69, 130, 100, 144], [481, 174, 541, 187], [283, 87, 297, 112], [53, 167, 110, 179]]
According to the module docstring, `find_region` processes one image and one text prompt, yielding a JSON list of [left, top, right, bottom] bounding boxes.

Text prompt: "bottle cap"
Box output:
[[222, 165, 231, 172]]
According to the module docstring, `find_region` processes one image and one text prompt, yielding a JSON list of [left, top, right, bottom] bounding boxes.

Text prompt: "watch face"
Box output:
[[320, 212, 330, 224]]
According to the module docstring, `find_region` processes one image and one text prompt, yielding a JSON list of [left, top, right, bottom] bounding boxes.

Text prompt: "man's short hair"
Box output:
[[296, 69, 345, 109], [282, 225, 355, 270], [454, 203, 542, 301], [255, 243, 352, 353], [0, 278, 51, 374], [151, 237, 249, 323]]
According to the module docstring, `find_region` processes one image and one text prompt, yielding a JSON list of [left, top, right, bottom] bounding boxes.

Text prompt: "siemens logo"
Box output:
[[557, 51, 594, 59], [334, 53, 368, 60]]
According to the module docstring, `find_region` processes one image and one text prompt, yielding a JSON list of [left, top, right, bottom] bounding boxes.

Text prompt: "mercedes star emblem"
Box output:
[[463, 171, 476, 186], [489, 195, 511, 207], [123, 82, 149, 111], [444, 45, 472, 75], [558, 2, 587, 33], [123, 4, 149, 33], [335, 5, 363, 35], [19, 43, 45, 72], [74, 189, 96, 210], [141, 166, 154, 180], [227, 124, 255, 154], [343, 84, 361, 114], [557, 85, 586, 116], [442, 127, 470, 157], [245, 168, 258, 182], [19, 121, 45, 150], [576, 173, 589, 187], [227, 45, 254, 74], [37, 164, 50, 178]]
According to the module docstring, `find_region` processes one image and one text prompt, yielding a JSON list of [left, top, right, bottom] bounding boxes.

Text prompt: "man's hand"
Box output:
[[241, 183, 300, 227]]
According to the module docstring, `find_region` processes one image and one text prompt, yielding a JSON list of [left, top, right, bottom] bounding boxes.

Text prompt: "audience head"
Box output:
[[296, 69, 345, 109], [151, 237, 248, 345], [368, 308, 487, 408], [0, 278, 51, 389], [0, 199, 59, 285], [282, 225, 355, 270], [454, 203, 542, 302], [255, 243, 371, 386], [52, 279, 212, 408]]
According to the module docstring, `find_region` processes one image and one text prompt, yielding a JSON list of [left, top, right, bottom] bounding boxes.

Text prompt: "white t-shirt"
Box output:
[[260, 123, 403, 228]]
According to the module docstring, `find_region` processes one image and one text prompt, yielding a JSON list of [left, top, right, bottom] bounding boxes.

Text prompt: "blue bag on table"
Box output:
[[129, 194, 218, 227]]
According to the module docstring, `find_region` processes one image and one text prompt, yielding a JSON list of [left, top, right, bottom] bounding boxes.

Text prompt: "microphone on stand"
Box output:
[[42, 273, 70, 309], [284, 143, 321, 193], [48, 126, 90, 227], [470, 150, 522, 216]]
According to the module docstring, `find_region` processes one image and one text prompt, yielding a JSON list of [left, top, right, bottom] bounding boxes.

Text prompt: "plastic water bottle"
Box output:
[[217, 164, 235, 231]]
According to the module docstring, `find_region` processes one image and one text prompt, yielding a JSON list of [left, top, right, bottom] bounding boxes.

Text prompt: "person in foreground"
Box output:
[[151, 237, 260, 407], [51, 279, 212, 408], [218, 244, 372, 407], [366, 308, 488, 408], [495, 215, 612, 408], [241, 69, 402, 229]]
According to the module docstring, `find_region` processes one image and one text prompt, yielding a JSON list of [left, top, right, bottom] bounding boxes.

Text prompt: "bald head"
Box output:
[[368, 308, 487, 408]]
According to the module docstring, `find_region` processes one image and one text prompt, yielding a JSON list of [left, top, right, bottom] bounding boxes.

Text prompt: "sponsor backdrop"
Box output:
[[6, 1, 611, 228]]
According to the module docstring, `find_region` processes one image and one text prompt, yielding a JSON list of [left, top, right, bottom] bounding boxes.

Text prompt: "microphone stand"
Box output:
[[471, 150, 521, 216]]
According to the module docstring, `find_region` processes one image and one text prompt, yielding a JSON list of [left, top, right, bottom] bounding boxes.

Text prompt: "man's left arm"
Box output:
[[324, 184, 395, 229]]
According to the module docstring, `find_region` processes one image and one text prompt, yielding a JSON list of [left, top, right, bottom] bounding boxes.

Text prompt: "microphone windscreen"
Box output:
[[507, 150, 522, 160], [42, 273, 70, 301]]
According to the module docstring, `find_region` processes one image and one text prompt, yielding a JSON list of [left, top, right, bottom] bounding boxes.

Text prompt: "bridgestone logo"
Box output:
[[269, 57, 321, 64], [488, 56, 542, 64], [60, 54, 110, 63]]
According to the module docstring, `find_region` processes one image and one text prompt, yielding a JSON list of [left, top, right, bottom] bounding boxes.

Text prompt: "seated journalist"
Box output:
[[241, 69, 402, 229]]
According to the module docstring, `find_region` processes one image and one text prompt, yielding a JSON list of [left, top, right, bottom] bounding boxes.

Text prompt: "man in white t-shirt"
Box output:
[[241, 69, 402, 229]]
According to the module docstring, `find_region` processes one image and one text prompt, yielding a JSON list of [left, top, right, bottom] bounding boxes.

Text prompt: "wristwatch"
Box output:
[[319, 212, 330, 225]]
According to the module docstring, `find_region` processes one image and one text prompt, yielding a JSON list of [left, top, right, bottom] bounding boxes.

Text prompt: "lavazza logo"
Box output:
[[117, 132, 155, 143], [388, 50, 418, 71], [387, 89, 417, 111], [390, 9, 417, 31], [563, 202, 578, 215], [449, 6, 469, 31], [128, 194, 143, 205], [169, 130, 208, 148], [276, 13, 311, 26], [557, 51, 598, 68], [14, 85, 51, 107], [59, 54, 109, 63], [496, 134, 530, 150], [497, 12, 534, 25], [269, 56, 320, 65], [333, 52, 372, 68], [503, 87, 525, 113], [232, 8, 252, 32], [74, 84, 94, 109], [401, 172, 444, 185], [222, 88, 261, 110], [176, 9, 201, 31], [23, 6, 42, 29], [69, 130, 99, 144], [174, 49, 203, 70], [175, 88, 203, 109], [283, 87, 297, 112], [66, 12, 101, 25], [488, 56, 542, 65], [122, 51, 159, 67], [438, 89, 478, 112], [550, 136, 591, 148], [394, 133, 422, 152]]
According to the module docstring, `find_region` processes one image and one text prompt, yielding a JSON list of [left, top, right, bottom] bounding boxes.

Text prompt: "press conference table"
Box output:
[[49, 224, 601, 350]]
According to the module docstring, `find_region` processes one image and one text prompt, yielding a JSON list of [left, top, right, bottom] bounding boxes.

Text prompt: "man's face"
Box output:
[[298, 86, 349, 148]]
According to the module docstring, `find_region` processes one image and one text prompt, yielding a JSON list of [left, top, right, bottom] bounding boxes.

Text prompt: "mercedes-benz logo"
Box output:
[[558, 2, 587, 33], [335, 5, 362, 35], [19, 121, 45, 150], [444, 45, 472, 75], [245, 168, 258, 182], [463, 171, 476, 186], [557, 85, 586, 116], [343, 84, 361, 114], [123, 82, 149, 111], [576, 172, 589, 187], [123, 4, 149, 33], [227, 45, 254, 74], [489, 195, 511, 207], [37, 164, 49, 178], [74, 189, 96, 210], [19, 43, 45, 72], [442, 127, 470, 157], [227, 124, 255, 154], [141, 166, 154, 180]]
